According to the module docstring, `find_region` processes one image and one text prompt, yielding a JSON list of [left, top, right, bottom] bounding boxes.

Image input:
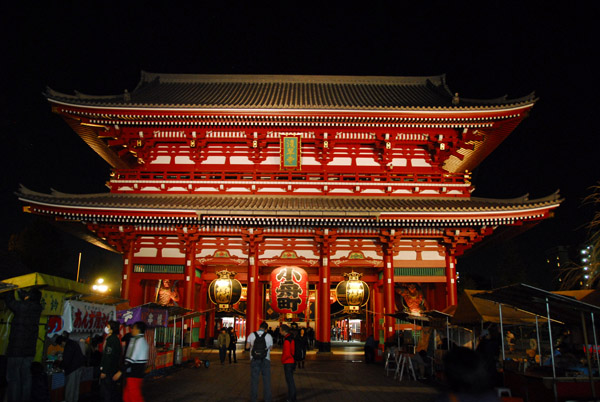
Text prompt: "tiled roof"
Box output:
[[17, 186, 561, 217], [45, 72, 536, 111]]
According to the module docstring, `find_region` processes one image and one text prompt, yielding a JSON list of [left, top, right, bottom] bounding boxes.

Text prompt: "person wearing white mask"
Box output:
[[100, 320, 122, 402]]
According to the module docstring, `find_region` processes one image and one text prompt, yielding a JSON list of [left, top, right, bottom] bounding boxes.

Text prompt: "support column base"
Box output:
[[316, 341, 331, 353]]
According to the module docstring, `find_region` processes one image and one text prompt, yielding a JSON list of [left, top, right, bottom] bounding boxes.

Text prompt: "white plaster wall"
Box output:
[[397, 250, 418, 260], [263, 156, 280, 165], [422, 250, 445, 260], [174, 155, 195, 164], [328, 157, 352, 166], [411, 158, 431, 167], [162, 248, 185, 258], [356, 157, 379, 166], [302, 156, 320, 166], [392, 158, 408, 167], [203, 156, 226, 164], [149, 156, 172, 164], [230, 156, 253, 164], [135, 248, 158, 258]]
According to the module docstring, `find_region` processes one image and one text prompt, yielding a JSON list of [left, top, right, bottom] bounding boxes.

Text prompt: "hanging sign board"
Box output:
[[61, 300, 115, 334], [280, 135, 301, 170], [40, 290, 64, 316], [116, 306, 168, 328]]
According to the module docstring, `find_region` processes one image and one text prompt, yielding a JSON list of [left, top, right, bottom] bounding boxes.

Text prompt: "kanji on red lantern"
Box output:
[[270, 266, 308, 314]]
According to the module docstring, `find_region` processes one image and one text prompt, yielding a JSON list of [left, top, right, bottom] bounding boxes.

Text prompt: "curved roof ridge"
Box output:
[[471, 191, 562, 204], [459, 91, 537, 105], [17, 186, 562, 207], [44, 86, 126, 101], [44, 72, 537, 110], [139, 70, 447, 86]]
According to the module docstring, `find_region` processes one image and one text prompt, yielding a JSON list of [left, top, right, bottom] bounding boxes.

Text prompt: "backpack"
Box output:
[[251, 331, 268, 360]]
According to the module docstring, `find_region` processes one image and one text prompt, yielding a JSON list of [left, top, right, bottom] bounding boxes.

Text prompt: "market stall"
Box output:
[[1, 273, 123, 402], [117, 303, 194, 370], [475, 283, 600, 402]]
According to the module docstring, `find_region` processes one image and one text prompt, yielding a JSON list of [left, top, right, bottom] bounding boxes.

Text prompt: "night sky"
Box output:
[[1, 3, 598, 288]]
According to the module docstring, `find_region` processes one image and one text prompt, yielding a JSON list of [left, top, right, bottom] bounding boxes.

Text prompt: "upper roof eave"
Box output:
[[43, 72, 537, 113], [16, 185, 563, 215]]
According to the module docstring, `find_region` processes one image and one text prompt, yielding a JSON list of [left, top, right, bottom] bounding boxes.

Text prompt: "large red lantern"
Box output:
[[270, 266, 308, 315], [208, 270, 243, 312]]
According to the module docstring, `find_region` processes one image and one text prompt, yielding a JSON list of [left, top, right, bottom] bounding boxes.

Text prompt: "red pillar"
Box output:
[[365, 292, 372, 338], [184, 243, 196, 310], [446, 254, 458, 306], [208, 308, 215, 341], [121, 246, 134, 302], [383, 248, 396, 344], [246, 249, 262, 338], [317, 245, 331, 352], [372, 284, 385, 360], [197, 280, 207, 346]]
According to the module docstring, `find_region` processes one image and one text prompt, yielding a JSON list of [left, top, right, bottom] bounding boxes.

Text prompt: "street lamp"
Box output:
[[92, 278, 109, 293]]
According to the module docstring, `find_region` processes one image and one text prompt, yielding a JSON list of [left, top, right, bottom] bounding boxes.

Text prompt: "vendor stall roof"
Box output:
[[137, 302, 192, 320], [554, 289, 600, 307], [2, 272, 90, 295], [0, 272, 127, 305], [0, 282, 17, 293], [452, 289, 541, 325], [473, 283, 600, 325], [386, 312, 430, 324]]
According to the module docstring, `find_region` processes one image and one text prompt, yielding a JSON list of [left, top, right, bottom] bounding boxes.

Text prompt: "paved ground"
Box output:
[[142, 341, 442, 402]]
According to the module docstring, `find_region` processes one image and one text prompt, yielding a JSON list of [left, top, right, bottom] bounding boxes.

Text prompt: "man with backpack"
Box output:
[[280, 325, 297, 402], [246, 322, 273, 402]]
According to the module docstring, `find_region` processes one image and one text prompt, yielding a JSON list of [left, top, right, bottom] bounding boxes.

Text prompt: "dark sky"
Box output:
[[1, 3, 598, 287]]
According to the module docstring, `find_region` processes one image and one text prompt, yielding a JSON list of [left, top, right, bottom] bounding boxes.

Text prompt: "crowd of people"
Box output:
[[2, 287, 149, 402]]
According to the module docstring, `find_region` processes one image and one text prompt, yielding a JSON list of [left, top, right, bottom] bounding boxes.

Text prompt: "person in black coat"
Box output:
[[3, 288, 43, 402], [294, 328, 308, 368], [227, 327, 238, 363], [57, 333, 86, 402]]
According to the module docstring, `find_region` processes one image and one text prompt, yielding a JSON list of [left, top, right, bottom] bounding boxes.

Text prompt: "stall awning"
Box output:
[[452, 289, 541, 325], [0, 272, 90, 295], [0, 282, 17, 293], [474, 283, 600, 325]]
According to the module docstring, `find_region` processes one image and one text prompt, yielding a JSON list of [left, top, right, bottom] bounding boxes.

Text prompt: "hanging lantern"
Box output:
[[270, 266, 308, 316], [208, 270, 242, 312], [335, 271, 370, 313]]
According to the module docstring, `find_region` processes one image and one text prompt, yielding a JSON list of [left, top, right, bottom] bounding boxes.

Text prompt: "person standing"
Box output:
[[280, 325, 297, 402], [228, 327, 237, 364], [100, 321, 122, 402], [57, 333, 86, 402], [364, 334, 376, 364], [2, 288, 43, 402], [217, 328, 230, 365], [306, 326, 314, 350], [295, 328, 307, 369], [117, 321, 149, 402], [247, 321, 273, 402]]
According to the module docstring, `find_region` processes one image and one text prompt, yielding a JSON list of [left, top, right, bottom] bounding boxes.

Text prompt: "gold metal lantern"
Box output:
[[335, 271, 370, 313], [208, 270, 243, 312]]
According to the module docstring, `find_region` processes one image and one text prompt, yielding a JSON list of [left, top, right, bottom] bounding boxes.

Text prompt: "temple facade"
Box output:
[[18, 73, 561, 351]]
